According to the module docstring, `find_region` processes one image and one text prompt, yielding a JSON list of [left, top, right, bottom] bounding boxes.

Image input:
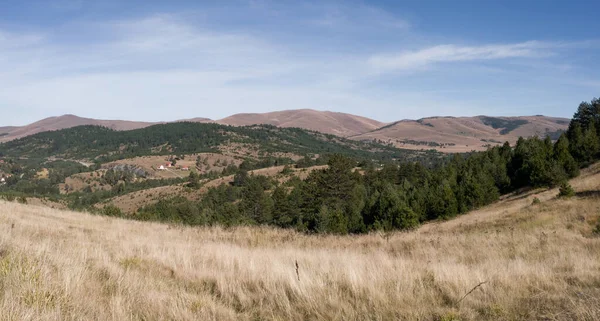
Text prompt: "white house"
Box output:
[[158, 165, 166, 170]]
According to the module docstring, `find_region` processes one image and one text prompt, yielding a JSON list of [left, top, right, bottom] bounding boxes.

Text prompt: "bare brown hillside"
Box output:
[[217, 109, 386, 137], [351, 115, 569, 152]]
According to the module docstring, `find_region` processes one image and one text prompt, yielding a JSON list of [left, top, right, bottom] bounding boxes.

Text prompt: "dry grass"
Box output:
[[1, 172, 600, 320]]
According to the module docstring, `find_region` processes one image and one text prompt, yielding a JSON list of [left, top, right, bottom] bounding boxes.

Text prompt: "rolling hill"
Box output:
[[0, 115, 158, 143], [0, 122, 433, 163], [0, 109, 384, 142], [217, 109, 387, 137], [350, 115, 569, 152], [0, 111, 569, 152]]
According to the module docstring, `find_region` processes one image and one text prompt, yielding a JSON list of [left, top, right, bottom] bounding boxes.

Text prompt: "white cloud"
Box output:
[[368, 41, 554, 72]]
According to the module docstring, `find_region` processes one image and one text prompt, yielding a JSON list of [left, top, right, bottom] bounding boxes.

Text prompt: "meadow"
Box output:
[[1, 166, 599, 320]]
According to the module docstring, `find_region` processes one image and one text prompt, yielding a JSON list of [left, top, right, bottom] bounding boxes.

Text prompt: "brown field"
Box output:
[[1, 165, 599, 320]]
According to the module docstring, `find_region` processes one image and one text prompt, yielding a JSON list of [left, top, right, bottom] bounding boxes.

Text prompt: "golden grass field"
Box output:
[[1, 166, 600, 320]]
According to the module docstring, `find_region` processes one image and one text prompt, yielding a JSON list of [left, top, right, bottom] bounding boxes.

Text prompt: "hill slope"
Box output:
[[352, 115, 569, 152], [1, 164, 598, 320], [0, 115, 158, 143], [218, 109, 386, 137], [0, 122, 431, 163], [0, 110, 385, 142]]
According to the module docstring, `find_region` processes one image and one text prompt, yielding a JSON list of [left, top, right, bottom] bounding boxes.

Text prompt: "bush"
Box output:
[[593, 222, 600, 236], [17, 196, 27, 204], [558, 182, 575, 198], [280, 165, 293, 175], [532, 197, 541, 205], [102, 204, 123, 217]]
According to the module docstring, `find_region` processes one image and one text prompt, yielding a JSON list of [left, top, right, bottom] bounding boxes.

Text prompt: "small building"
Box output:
[[158, 165, 166, 170], [0, 177, 5, 184], [181, 166, 189, 171]]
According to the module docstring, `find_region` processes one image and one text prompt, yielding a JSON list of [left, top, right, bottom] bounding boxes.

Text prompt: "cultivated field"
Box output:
[[1, 167, 600, 320]]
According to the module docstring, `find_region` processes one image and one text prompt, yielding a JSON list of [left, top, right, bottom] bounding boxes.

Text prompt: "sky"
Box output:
[[0, 0, 599, 126]]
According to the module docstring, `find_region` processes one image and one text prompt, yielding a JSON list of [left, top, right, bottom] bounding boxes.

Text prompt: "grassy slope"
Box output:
[[1, 166, 600, 320]]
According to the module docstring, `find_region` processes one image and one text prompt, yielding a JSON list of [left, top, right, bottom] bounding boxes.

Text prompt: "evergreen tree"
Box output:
[[318, 205, 348, 234], [554, 134, 579, 178], [187, 171, 200, 188], [239, 178, 273, 224], [581, 123, 600, 163], [272, 186, 293, 227]]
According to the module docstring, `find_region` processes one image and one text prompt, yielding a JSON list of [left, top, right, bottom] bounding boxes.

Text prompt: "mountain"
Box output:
[[217, 109, 386, 137], [350, 115, 569, 152], [0, 111, 569, 151], [0, 110, 383, 143], [0, 115, 158, 143], [0, 122, 433, 163]]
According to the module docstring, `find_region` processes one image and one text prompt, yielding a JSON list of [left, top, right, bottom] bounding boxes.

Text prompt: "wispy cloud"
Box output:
[[0, 2, 596, 125], [309, 3, 409, 30], [0, 30, 44, 49], [368, 41, 556, 72]]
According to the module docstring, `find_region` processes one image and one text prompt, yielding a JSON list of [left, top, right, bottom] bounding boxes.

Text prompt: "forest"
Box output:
[[0, 122, 436, 163], [130, 98, 599, 234]]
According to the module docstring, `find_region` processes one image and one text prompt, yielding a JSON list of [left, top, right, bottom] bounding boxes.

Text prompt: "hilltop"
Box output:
[[217, 109, 386, 137], [1, 163, 598, 320]]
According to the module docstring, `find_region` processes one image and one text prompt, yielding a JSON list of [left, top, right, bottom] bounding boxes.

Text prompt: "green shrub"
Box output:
[[532, 197, 541, 205], [102, 205, 123, 217], [593, 222, 600, 236], [558, 182, 575, 198]]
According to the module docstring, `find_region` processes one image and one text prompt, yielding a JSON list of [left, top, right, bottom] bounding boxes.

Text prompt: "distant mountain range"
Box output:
[[0, 110, 569, 152]]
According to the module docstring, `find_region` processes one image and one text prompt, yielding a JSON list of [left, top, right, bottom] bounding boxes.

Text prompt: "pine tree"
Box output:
[[582, 123, 600, 163], [318, 205, 348, 234], [554, 134, 579, 178], [272, 186, 293, 227]]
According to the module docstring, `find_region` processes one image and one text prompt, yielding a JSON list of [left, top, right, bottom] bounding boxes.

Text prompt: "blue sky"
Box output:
[[0, 0, 599, 125]]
